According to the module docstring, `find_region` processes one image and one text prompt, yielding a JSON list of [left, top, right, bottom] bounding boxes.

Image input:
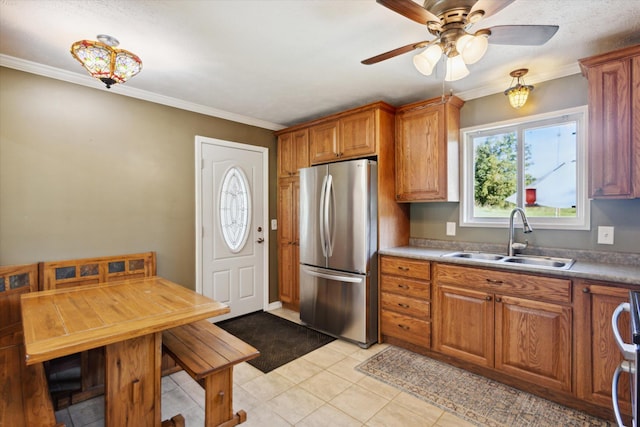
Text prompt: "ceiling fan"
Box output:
[[362, 0, 559, 81]]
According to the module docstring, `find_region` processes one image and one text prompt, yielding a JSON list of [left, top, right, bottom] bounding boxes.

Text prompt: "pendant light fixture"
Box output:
[[70, 35, 142, 89], [504, 68, 534, 109]]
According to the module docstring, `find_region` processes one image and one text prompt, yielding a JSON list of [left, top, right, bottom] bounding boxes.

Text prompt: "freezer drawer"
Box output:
[[299, 265, 377, 347]]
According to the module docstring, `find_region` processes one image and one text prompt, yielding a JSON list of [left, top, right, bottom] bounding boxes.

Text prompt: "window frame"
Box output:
[[460, 105, 590, 231]]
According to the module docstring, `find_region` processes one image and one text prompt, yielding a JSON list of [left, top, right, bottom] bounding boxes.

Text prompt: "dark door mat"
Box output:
[[216, 311, 335, 373]]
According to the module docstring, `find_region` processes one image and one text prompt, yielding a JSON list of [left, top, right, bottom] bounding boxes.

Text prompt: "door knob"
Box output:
[[256, 238, 264, 243]]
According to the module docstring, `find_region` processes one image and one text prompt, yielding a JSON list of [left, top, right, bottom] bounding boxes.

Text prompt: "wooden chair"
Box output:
[[39, 251, 162, 408], [0, 263, 62, 427]]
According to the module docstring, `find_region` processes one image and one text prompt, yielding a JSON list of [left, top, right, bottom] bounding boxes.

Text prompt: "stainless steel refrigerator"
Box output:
[[299, 159, 378, 348]]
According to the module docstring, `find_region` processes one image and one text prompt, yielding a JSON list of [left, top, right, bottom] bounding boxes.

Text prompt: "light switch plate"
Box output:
[[271, 219, 277, 230], [597, 226, 614, 245], [446, 222, 456, 236]]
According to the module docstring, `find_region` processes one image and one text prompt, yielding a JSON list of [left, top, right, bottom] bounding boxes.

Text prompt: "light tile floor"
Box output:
[[55, 308, 474, 427]]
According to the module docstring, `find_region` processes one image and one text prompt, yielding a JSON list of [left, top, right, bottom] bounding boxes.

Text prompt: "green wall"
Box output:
[[410, 73, 640, 254], [0, 67, 280, 299]]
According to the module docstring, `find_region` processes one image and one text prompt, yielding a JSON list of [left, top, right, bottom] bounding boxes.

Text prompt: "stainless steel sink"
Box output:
[[443, 252, 505, 261], [441, 252, 575, 270], [501, 255, 575, 270]]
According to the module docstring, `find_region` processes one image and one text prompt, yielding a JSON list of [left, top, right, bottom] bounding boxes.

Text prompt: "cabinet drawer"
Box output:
[[381, 256, 430, 280], [380, 275, 430, 299], [435, 263, 571, 304], [381, 292, 430, 319], [381, 311, 430, 348]]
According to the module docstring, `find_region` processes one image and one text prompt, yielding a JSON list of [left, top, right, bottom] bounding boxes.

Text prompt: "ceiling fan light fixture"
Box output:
[[457, 31, 489, 64], [504, 68, 534, 109], [445, 53, 469, 81], [70, 35, 142, 89], [413, 44, 443, 76]]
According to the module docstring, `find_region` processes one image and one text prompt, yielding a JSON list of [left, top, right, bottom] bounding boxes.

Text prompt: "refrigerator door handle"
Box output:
[[301, 266, 364, 283], [323, 174, 333, 257], [319, 174, 328, 258], [326, 174, 335, 257]]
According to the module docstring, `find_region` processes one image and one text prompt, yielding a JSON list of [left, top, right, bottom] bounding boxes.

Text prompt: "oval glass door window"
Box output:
[[219, 166, 251, 253]]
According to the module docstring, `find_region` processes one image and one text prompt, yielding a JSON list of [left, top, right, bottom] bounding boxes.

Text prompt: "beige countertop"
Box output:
[[380, 243, 640, 286]]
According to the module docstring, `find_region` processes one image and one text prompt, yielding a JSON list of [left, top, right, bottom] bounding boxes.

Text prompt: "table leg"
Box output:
[[105, 332, 162, 427]]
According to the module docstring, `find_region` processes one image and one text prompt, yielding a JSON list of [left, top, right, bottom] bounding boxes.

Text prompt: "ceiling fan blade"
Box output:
[[362, 41, 431, 65], [377, 0, 439, 25], [487, 25, 559, 45], [469, 0, 516, 20]]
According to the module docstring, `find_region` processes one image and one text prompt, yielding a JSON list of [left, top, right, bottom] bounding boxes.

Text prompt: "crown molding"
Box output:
[[0, 54, 286, 131], [455, 62, 582, 101]]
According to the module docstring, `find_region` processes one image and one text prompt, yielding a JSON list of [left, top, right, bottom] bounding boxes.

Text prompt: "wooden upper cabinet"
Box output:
[[309, 119, 340, 164], [395, 95, 463, 202], [277, 129, 309, 178], [339, 109, 376, 159], [579, 44, 640, 198], [309, 104, 385, 164]]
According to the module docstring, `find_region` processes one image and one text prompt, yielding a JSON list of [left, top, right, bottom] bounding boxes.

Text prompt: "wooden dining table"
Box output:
[[21, 276, 230, 427]]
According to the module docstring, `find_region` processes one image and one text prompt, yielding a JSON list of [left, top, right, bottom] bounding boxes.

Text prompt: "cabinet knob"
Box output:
[[485, 296, 492, 301], [583, 287, 590, 294], [495, 296, 502, 303]]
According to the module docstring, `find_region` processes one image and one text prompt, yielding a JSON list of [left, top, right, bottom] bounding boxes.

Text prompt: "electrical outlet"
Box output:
[[446, 222, 456, 236], [271, 219, 277, 230], [597, 226, 614, 245]]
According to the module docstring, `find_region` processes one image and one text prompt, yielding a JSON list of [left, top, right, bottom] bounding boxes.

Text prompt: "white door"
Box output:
[[196, 136, 268, 321]]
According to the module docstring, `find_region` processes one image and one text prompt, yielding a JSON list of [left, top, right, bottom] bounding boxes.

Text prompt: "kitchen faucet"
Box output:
[[508, 207, 533, 256]]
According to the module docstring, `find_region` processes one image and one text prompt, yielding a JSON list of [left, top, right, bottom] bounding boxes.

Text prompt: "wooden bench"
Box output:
[[163, 320, 260, 427], [0, 263, 62, 427]]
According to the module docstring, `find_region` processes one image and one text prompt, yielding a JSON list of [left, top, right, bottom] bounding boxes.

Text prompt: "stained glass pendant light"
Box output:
[[504, 68, 534, 109], [70, 35, 142, 89]]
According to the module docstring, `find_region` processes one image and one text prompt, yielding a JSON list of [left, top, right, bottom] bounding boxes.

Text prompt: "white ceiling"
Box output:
[[1, 0, 639, 130]]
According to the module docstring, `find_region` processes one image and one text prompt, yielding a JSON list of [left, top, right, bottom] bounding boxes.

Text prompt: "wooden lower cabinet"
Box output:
[[277, 178, 300, 309], [574, 280, 632, 418], [433, 263, 572, 392], [495, 295, 572, 392], [379, 256, 431, 351]]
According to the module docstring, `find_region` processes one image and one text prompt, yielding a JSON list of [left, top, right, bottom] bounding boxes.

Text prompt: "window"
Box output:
[[460, 106, 589, 230], [219, 166, 251, 252]]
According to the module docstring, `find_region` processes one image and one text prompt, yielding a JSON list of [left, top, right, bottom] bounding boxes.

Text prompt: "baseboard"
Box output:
[[266, 301, 282, 311]]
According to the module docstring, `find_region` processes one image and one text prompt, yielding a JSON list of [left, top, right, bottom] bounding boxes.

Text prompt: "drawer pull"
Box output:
[[398, 324, 410, 331], [485, 278, 504, 284], [398, 266, 410, 271], [398, 303, 410, 309], [398, 284, 409, 290]]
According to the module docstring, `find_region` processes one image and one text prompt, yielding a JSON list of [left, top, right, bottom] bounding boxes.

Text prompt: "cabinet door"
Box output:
[[309, 120, 339, 164], [395, 105, 447, 201], [278, 130, 309, 178], [434, 284, 494, 367], [495, 295, 572, 392], [277, 178, 300, 308], [340, 109, 376, 159], [574, 282, 632, 415], [587, 58, 632, 198]]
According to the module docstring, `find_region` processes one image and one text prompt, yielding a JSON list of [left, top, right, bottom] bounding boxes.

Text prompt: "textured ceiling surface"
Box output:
[[1, 0, 639, 129]]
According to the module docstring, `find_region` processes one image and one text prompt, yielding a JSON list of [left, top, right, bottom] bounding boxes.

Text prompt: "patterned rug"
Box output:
[[356, 346, 612, 427], [216, 311, 334, 373]]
